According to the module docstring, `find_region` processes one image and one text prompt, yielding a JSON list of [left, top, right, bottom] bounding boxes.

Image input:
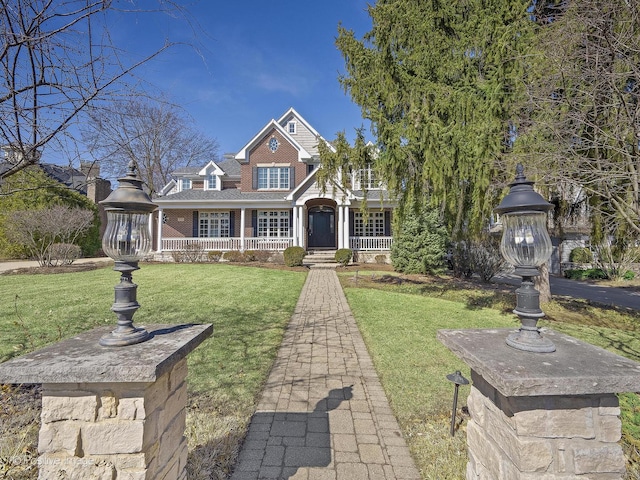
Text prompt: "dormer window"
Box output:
[[180, 178, 192, 191], [288, 121, 296, 134], [207, 173, 217, 190]]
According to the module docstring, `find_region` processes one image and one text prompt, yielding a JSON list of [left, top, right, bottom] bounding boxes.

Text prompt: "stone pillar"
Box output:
[[438, 328, 640, 480], [0, 323, 212, 480]]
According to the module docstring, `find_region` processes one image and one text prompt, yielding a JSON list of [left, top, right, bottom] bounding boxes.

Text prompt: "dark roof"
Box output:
[[40, 163, 87, 194], [0, 161, 88, 194], [155, 189, 288, 202], [218, 157, 241, 177], [171, 157, 242, 178]]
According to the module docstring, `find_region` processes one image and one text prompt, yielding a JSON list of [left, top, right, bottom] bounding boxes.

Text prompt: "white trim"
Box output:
[[156, 208, 163, 252], [240, 208, 246, 248], [234, 120, 312, 163], [338, 206, 344, 249], [343, 206, 350, 248]]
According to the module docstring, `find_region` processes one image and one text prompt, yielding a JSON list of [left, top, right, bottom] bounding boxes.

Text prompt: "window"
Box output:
[[354, 212, 385, 237], [257, 167, 290, 190], [199, 212, 230, 237], [288, 121, 296, 134], [355, 165, 378, 190], [307, 164, 315, 174], [257, 210, 290, 238], [207, 173, 217, 190], [180, 178, 192, 191]]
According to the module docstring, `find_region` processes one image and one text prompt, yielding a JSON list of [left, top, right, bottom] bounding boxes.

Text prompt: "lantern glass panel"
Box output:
[[500, 211, 552, 268], [102, 211, 152, 262]]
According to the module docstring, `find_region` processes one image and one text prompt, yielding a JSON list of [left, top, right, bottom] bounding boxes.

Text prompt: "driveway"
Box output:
[[494, 273, 640, 311]]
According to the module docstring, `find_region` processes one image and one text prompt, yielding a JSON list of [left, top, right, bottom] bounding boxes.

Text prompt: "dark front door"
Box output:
[[308, 207, 335, 248]]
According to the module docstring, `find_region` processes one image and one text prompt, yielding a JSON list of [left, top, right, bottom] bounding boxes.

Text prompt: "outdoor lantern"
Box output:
[[494, 164, 555, 353], [99, 161, 157, 347]]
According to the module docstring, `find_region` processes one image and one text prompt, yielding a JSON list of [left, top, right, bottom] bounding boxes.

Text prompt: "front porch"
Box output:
[[159, 235, 393, 253]]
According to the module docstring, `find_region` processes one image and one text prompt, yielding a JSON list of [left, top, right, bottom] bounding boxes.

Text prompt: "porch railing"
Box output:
[[161, 236, 393, 252], [349, 236, 393, 251], [161, 237, 293, 252]]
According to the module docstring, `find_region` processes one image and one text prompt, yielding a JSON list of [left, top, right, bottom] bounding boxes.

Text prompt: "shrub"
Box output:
[[569, 247, 593, 263], [46, 243, 81, 266], [207, 250, 223, 262], [375, 254, 387, 264], [244, 250, 257, 262], [469, 236, 506, 283], [283, 246, 306, 267], [183, 243, 205, 262], [253, 250, 272, 262], [449, 241, 473, 278], [564, 268, 608, 280], [623, 270, 636, 281], [335, 248, 353, 267], [391, 209, 448, 274], [223, 250, 245, 262]]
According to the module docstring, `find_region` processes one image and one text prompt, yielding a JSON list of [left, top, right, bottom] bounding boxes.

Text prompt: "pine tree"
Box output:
[[323, 0, 535, 238]]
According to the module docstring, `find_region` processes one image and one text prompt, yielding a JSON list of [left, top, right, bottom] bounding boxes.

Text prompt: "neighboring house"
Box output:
[[153, 108, 396, 257], [0, 154, 112, 236]]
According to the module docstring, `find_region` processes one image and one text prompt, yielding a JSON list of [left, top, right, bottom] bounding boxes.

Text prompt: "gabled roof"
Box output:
[[198, 160, 225, 176], [235, 119, 312, 163], [277, 107, 336, 156], [171, 157, 241, 178], [40, 163, 87, 194]]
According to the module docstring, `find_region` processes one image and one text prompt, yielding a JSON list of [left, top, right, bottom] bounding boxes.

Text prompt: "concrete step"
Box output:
[[303, 250, 338, 265]]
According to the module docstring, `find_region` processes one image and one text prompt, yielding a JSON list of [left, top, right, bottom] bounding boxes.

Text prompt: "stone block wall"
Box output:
[[37, 358, 189, 480], [466, 373, 626, 480]]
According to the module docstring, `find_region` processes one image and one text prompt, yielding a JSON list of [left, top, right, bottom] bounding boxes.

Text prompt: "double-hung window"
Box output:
[[354, 212, 385, 237], [207, 173, 217, 190], [199, 212, 230, 238], [257, 167, 290, 190], [257, 211, 290, 238], [180, 178, 192, 191]]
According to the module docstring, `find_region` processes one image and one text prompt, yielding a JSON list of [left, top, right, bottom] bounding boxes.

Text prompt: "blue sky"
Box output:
[[109, 0, 374, 157]]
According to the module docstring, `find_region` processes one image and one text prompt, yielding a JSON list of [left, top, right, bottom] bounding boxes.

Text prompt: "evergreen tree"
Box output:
[[323, 0, 535, 238]]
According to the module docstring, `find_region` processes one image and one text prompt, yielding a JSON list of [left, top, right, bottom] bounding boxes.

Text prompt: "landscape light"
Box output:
[[99, 161, 156, 347], [494, 164, 555, 353]]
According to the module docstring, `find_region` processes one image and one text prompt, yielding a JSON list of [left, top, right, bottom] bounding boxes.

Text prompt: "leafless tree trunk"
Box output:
[[535, 262, 552, 304], [81, 98, 219, 195], [517, 0, 640, 280], [0, 1, 185, 180]]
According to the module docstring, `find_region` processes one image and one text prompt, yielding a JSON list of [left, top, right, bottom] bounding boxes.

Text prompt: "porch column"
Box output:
[[292, 205, 298, 246], [298, 206, 305, 250], [337, 206, 344, 249], [240, 208, 246, 251], [156, 208, 163, 253], [343, 206, 350, 250]]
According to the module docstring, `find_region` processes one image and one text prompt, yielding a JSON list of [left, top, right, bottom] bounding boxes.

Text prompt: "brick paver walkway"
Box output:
[[230, 265, 421, 480]]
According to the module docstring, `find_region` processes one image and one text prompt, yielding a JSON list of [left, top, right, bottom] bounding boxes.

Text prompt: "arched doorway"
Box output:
[[307, 205, 335, 248]]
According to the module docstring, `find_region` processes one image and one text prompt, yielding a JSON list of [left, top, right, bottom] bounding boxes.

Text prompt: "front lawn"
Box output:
[[0, 263, 307, 480], [339, 271, 640, 480]]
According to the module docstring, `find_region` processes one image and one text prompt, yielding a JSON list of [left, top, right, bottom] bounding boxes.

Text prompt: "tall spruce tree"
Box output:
[[321, 0, 535, 238]]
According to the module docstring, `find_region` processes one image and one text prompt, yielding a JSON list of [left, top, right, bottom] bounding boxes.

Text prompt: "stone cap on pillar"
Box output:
[[437, 328, 640, 397], [0, 324, 213, 384]]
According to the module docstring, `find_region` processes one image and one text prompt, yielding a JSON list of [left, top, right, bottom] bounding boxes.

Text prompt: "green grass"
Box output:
[[339, 271, 640, 480], [0, 263, 307, 479]]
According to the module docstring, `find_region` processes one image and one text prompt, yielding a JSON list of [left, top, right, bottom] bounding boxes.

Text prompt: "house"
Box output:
[[153, 108, 396, 259], [0, 153, 112, 236]]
